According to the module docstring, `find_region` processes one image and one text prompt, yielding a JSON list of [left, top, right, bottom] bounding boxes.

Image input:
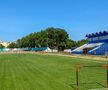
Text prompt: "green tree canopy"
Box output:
[[16, 27, 74, 51], [76, 39, 88, 47], [0, 44, 5, 48], [7, 42, 18, 48], [16, 27, 88, 51]]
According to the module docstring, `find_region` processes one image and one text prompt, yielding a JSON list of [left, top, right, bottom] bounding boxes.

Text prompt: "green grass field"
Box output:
[[0, 53, 108, 90]]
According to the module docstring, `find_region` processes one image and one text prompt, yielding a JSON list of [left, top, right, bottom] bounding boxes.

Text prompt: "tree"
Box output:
[[76, 39, 88, 47], [44, 27, 69, 51], [16, 27, 70, 51], [66, 39, 76, 49], [7, 43, 18, 48], [16, 27, 88, 51], [0, 44, 5, 48]]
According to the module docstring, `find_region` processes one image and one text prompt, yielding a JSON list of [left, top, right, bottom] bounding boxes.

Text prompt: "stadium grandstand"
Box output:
[[72, 31, 108, 55]]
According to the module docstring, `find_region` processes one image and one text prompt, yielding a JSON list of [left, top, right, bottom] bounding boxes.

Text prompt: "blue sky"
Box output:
[[0, 0, 108, 42]]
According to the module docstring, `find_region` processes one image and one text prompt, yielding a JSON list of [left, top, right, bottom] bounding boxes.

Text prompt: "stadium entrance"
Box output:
[[83, 48, 95, 55], [83, 48, 89, 55]]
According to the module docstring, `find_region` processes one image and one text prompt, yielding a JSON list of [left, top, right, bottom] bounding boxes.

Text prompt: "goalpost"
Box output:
[[76, 65, 108, 90]]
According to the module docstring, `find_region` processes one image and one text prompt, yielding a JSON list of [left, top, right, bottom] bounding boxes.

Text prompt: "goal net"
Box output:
[[75, 65, 108, 90]]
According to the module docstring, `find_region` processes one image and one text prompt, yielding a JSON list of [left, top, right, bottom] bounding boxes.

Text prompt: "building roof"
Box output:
[[86, 31, 108, 38], [31, 47, 49, 51]]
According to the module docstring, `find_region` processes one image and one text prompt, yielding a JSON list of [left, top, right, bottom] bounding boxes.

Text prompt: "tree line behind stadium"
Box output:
[[4, 27, 87, 51]]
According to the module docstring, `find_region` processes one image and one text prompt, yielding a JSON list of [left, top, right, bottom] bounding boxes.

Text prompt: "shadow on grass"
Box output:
[[69, 82, 105, 90], [96, 82, 105, 88]]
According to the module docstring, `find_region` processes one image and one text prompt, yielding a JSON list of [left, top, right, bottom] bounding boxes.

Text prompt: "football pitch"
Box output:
[[0, 53, 108, 90]]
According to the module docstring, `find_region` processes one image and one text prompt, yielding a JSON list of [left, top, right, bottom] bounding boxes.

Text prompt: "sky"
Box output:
[[0, 0, 108, 42]]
